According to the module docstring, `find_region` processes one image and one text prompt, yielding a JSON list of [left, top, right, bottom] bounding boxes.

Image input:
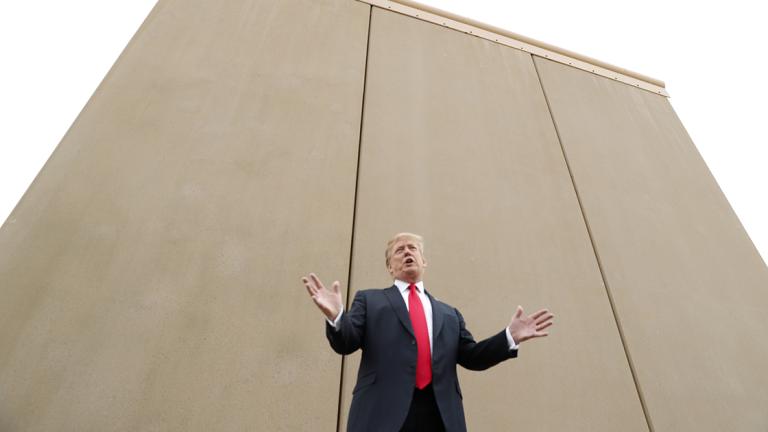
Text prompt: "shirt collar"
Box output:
[[394, 279, 424, 295]]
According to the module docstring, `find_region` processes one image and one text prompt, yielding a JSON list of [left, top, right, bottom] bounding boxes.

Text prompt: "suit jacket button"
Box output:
[[411, 340, 415, 344]]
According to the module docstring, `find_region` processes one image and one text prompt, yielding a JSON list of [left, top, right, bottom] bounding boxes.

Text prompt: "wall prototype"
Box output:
[[0, 0, 765, 431], [339, 7, 646, 431], [0, 0, 369, 430], [535, 56, 768, 431]]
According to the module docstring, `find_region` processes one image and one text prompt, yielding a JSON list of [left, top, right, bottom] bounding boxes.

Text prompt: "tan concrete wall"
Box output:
[[0, 0, 369, 430], [3, 0, 765, 430], [338, 7, 647, 431], [534, 56, 768, 431]]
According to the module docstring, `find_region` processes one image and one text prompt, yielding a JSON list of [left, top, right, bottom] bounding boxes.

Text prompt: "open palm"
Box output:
[[508, 306, 554, 344], [302, 273, 343, 321]]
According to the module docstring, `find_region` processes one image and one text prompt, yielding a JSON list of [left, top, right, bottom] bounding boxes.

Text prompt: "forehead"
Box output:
[[391, 238, 420, 249]]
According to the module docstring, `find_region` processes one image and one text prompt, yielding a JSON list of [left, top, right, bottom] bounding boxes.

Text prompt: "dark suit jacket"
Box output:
[[326, 286, 517, 432]]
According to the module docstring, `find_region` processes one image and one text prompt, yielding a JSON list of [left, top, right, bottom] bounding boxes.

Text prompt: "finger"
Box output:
[[534, 313, 554, 325], [514, 305, 523, 319], [304, 283, 316, 297], [530, 309, 549, 320], [533, 331, 549, 337], [302, 276, 318, 292], [302, 278, 318, 296], [536, 321, 553, 331], [332, 281, 340, 294], [309, 273, 326, 291]]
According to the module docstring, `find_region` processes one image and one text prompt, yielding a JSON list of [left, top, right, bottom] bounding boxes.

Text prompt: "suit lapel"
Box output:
[[426, 291, 445, 341], [384, 285, 414, 338]]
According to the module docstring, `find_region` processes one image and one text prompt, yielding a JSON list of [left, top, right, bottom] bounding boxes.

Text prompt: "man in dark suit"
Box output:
[[303, 233, 553, 431]]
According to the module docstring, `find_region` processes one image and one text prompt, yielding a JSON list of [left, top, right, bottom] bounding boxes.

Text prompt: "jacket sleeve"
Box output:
[[455, 307, 518, 371], [325, 290, 367, 355]]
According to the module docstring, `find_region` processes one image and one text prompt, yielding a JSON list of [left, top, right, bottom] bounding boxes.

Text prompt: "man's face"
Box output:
[[387, 238, 427, 283]]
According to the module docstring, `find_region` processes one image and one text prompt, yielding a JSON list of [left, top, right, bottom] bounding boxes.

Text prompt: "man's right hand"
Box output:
[[302, 273, 343, 321]]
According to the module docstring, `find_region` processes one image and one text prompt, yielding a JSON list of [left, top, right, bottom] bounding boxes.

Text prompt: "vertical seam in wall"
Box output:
[[530, 56, 655, 432], [337, 5, 373, 432]]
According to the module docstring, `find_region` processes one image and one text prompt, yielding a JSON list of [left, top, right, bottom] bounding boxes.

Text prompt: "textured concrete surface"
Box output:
[[0, 0, 369, 430], [338, 7, 647, 431], [535, 56, 768, 431], [2, 0, 765, 430]]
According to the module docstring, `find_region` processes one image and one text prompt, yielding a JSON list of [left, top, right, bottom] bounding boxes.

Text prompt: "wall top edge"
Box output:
[[358, 0, 669, 97]]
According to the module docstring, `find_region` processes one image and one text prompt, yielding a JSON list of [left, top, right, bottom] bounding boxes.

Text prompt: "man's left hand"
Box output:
[[508, 306, 554, 344]]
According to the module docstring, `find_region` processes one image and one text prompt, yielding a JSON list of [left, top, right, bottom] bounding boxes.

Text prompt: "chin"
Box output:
[[404, 271, 421, 281]]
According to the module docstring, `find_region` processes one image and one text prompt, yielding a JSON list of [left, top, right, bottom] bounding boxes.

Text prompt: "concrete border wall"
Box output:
[[0, 0, 369, 430], [1, 0, 765, 430], [339, 8, 646, 431], [535, 56, 768, 431]]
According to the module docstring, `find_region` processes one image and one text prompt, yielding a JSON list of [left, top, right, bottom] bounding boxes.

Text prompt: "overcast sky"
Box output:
[[1, 0, 765, 263]]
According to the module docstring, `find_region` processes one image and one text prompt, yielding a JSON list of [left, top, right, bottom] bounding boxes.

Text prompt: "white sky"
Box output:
[[1, 0, 766, 264]]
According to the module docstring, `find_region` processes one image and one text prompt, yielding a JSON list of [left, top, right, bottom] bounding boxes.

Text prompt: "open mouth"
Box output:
[[404, 257, 415, 265]]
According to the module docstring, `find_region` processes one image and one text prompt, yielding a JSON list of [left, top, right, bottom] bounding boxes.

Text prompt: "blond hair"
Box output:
[[385, 232, 425, 268]]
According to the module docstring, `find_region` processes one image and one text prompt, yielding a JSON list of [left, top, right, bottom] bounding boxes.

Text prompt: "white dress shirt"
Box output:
[[328, 280, 518, 351]]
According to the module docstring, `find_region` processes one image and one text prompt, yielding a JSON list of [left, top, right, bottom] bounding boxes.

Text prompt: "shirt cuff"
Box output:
[[505, 327, 518, 350], [326, 307, 344, 328]]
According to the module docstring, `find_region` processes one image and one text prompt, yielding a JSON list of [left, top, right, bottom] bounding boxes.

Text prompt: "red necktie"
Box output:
[[408, 284, 432, 389]]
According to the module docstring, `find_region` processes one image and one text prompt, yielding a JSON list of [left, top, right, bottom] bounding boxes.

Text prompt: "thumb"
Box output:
[[515, 305, 523, 319], [332, 281, 340, 293]]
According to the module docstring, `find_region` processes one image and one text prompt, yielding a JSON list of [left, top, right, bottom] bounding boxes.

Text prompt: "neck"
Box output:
[[396, 277, 422, 285]]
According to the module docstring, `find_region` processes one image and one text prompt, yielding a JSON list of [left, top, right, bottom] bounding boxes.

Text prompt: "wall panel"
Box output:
[[0, 0, 369, 430], [534, 56, 768, 431], [340, 7, 648, 431]]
